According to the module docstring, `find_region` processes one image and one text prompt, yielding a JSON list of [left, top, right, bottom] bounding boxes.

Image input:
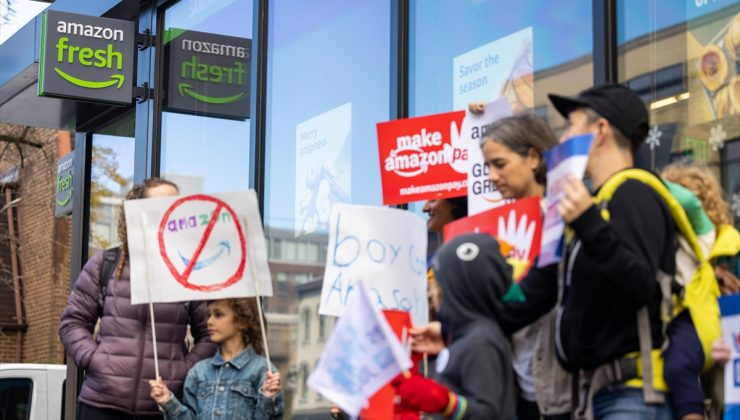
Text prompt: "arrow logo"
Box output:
[[54, 67, 124, 89], [178, 240, 231, 271], [177, 83, 245, 104], [56, 191, 72, 207]]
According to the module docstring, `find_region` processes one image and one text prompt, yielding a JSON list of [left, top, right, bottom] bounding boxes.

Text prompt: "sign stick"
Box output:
[[141, 213, 160, 379], [244, 217, 272, 372]]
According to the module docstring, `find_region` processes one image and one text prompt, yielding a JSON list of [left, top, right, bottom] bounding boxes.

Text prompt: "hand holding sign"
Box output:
[[558, 175, 593, 223], [539, 134, 593, 267]]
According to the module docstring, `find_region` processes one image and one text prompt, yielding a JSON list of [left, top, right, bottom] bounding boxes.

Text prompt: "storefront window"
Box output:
[[264, 0, 390, 415], [617, 0, 740, 228], [89, 113, 135, 256], [160, 0, 254, 194], [408, 0, 594, 237]]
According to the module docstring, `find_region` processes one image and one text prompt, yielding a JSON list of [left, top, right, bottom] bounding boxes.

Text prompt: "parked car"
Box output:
[[0, 364, 66, 420]]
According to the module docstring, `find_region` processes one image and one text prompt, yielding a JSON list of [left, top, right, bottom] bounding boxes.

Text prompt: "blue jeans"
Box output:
[[593, 385, 674, 420]]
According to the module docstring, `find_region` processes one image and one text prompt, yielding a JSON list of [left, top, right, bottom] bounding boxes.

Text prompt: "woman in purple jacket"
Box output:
[[60, 178, 217, 419]]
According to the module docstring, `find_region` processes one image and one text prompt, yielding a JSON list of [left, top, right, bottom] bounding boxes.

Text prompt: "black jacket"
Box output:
[[432, 234, 516, 419], [500, 177, 676, 372]]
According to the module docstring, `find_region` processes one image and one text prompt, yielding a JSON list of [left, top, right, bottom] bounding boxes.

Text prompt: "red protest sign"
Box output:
[[158, 195, 247, 291], [443, 196, 542, 281], [377, 110, 468, 205], [361, 310, 419, 420]]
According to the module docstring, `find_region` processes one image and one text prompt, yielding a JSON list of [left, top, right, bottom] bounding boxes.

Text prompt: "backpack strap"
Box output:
[[595, 169, 704, 260], [98, 247, 120, 319], [594, 169, 685, 404]]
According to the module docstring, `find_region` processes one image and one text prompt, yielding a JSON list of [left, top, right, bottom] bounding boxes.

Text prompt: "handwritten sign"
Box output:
[[124, 190, 272, 304], [309, 281, 412, 417], [319, 204, 428, 325], [539, 134, 593, 267], [444, 196, 542, 280], [460, 98, 513, 215], [376, 110, 467, 205], [721, 294, 740, 420]]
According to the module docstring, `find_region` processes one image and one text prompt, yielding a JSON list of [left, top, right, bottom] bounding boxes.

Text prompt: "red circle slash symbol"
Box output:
[[158, 195, 247, 291]]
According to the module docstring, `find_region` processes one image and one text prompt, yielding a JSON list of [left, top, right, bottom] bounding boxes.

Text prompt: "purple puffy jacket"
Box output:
[[59, 251, 217, 415]]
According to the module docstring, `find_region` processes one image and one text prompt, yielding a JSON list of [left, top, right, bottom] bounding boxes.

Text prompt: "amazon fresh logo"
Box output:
[[39, 11, 134, 105], [165, 29, 251, 120], [179, 55, 246, 104], [55, 153, 74, 217]]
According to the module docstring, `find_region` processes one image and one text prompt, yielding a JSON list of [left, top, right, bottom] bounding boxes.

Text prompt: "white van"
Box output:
[[0, 364, 66, 420]]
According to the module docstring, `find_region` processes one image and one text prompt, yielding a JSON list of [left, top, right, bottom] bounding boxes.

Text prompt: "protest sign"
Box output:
[[377, 110, 467, 205], [309, 281, 412, 418], [539, 134, 593, 267], [460, 98, 513, 215], [444, 196, 542, 280], [319, 203, 428, 325], [720, 294, 740, 420], [125, 190, 272, 304], [361, 310, 415, 420]]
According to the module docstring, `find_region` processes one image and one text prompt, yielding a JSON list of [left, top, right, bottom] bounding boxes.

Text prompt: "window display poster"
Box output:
[[452, 27, 533, 112], [687, 6, 740, 127], [295, 102, 352, 237]]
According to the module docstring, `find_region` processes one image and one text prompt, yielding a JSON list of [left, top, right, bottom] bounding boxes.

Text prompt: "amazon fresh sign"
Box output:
[[165, 29, 251, 120], [38, 11, 134, 105], [55, 153, 74, 217]]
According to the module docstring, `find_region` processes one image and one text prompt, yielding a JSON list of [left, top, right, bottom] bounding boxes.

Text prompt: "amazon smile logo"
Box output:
[[176, 55, 247, 104], [164, 29, 251, 118], [39, 11, 134, 104], [53, 37, 125, 89]]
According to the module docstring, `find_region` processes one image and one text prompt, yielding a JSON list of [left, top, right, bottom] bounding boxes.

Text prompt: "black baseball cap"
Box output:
[[548, 84, 649, 150]]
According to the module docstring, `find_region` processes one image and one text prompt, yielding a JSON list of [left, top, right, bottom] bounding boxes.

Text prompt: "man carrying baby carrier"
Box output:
[[549, 84, 683, 419]]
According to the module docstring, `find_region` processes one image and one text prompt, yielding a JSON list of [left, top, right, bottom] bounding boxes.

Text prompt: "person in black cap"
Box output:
[[549, 84, 677, 419], [493, 84, 677, 419]]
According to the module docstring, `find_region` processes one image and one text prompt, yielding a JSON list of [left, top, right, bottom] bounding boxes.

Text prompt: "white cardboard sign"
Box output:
[[318, 203, 428, 325], [124, 190, 272, 304], [309, 281, 412, 417]]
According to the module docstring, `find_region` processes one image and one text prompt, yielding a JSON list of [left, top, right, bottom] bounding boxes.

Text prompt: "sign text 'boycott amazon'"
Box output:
[[39, 11, 135, 104], [376, 110, 468, 205]]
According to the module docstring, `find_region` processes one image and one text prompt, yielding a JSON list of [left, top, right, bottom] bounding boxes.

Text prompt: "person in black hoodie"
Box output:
[[393, 233, 517, 419]]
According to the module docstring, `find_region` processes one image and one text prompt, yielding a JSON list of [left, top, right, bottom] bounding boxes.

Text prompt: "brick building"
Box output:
[[0, 123, 72, 364]]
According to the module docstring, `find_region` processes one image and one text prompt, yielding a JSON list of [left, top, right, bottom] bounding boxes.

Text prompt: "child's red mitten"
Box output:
[[392, 373, 450, 414]]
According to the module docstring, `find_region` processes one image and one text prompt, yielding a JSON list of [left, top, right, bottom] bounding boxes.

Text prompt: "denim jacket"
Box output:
[[161, 347, 283, 420]]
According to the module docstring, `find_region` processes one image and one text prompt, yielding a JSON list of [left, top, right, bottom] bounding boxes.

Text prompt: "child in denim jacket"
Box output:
[[150, 298, 283, 419]]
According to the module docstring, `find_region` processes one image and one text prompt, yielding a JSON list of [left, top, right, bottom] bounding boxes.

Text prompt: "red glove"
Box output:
[[392, 373, 451, 414]]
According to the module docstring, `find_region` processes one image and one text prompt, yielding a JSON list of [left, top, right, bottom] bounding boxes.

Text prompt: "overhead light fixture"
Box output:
[[650, 92, 690, 110]]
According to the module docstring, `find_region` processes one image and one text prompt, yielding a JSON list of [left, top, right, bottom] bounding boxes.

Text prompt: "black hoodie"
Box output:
[[431, 234, 516, 420]]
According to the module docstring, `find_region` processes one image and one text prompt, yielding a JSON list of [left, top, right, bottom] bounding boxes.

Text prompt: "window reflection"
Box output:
[[89, 113, 135, 256], [617, 1, 739, 203], [264, 0, 390, 414], [160, 0, 254, 195]]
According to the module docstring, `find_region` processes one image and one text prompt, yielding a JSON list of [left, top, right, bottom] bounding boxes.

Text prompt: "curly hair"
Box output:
[[114, 177, 179, 280], [661, 162, 732, 227], [220, 298, 266, 356]]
